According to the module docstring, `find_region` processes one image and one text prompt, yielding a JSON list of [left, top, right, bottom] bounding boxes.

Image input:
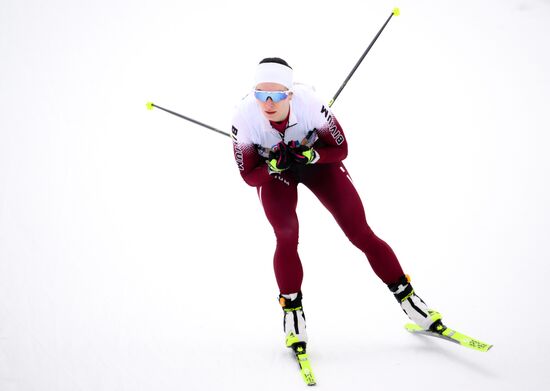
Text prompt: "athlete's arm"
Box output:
[[232, 141, 272, 186], [310, 104, 348, 164], [231, 115, 273, 187]]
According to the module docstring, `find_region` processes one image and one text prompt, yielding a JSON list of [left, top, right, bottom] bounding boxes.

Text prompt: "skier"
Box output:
[[231, 57, 443, 351]]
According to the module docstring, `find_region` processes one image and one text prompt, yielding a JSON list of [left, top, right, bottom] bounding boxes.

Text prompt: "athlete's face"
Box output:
[[255, 82, 293, 122]]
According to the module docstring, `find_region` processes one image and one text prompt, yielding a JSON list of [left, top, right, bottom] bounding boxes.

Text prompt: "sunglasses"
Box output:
[[254, 90, 292, 103]]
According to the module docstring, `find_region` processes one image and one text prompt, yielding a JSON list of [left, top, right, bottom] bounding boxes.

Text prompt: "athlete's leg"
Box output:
[[301, 163, 404, 284], [302, 163, 442, 329], [257, 177, 303, 294]]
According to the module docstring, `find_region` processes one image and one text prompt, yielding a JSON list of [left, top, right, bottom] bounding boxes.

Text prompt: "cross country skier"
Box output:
[[231, 57, 444, 351]]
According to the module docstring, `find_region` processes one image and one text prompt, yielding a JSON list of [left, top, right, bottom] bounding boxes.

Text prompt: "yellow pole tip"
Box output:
[[393, 7, 400, 16], [146, 102, 154, 110]]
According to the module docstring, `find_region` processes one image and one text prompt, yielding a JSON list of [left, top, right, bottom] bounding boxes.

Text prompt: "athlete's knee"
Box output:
[[346, 225, 377, 249], [274, 225, 299, 245]]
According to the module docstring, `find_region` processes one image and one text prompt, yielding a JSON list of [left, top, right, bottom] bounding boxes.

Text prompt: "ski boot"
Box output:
[[279, 292, 308, 350], [388, 274, 444, 333]]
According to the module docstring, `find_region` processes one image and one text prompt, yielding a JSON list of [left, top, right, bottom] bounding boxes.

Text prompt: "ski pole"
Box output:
[[147, 8, 400, 136], [329, 7, 400, 107], [146, 102, 231, 138]]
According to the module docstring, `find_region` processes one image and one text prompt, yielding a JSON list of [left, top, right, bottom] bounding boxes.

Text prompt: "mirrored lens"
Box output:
[[254, 91, 289, 103]]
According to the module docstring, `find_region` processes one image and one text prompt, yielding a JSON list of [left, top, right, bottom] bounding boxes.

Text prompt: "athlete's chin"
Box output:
[[263, 111, 278, 119]]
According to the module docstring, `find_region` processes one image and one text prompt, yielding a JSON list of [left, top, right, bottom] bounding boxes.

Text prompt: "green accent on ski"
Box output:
[[146, 102, 154, 110], [405, 323, 423, 332], [405, 323, 493, 352], [441, 327, 492, 352], [295, 346, 316, 386], [393, 7, 400, 16]]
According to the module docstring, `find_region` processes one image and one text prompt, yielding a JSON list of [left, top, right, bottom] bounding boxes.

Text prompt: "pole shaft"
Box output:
[[150, 10, 398, 136], [152, 103, 231, 138], [329, 11, 396, 107]]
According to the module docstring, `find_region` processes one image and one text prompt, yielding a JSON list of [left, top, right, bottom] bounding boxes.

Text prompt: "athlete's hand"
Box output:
[[288, 141, 318, 165], [267, 141, 292, 174]]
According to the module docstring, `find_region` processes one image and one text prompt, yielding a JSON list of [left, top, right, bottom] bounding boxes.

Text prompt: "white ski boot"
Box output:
[[279, 292, 308, 349], [388, 275, 443, 331]]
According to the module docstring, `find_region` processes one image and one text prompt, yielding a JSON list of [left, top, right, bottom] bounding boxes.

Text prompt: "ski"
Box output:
[[291, 343, 316, 386], [405, 323, 493, 352]]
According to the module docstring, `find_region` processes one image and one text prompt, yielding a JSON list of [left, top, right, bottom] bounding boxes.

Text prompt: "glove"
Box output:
[[288, 140, 318, 165], [267, 141, 292, 174]]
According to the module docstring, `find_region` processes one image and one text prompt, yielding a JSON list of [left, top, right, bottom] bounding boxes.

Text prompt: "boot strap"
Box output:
[[279, 292, 303, 311]]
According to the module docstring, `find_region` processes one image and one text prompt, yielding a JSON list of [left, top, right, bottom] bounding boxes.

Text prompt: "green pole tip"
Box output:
[[393, 7, 400, 16], [146, 102, 154, 110]]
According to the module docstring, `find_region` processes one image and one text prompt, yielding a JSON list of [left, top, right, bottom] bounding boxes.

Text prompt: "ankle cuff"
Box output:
[[388, 275, 414, 302], [279, 292, 303, 311]]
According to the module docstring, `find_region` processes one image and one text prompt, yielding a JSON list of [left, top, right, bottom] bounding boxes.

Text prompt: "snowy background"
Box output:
[[1, 0, 549, 390]]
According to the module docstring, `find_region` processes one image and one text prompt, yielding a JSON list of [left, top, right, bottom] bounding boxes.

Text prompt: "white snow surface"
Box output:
[[1, 0, 549, 390]]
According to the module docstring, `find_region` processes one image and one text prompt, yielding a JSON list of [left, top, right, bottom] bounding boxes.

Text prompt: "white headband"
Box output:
[[254, 62, 293, 90]]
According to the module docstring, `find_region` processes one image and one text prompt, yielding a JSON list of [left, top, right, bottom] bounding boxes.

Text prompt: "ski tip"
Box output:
[[304, 373, 317, 387], [393, 7, 400, 16], [146, 102, 154, 110], [471, 340, 493, 352], [465, 340, 493, 352]]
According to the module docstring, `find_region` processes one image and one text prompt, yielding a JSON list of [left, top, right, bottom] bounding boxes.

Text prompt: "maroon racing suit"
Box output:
[[231, 85, 405, 294]]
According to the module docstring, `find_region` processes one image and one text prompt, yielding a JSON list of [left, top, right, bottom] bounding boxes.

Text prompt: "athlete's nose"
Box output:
[[264, 98, 275, 108]]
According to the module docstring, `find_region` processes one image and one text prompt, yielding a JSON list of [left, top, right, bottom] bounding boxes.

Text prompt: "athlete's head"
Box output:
[[254, 57, 293, 122]]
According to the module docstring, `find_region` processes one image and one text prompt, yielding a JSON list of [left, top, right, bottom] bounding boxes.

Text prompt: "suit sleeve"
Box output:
[[308, 96, 348, 164], [231, 119, 272, 187]]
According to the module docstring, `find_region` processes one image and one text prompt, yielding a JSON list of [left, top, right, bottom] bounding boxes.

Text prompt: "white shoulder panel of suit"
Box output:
[[231, 84, 332, 151]]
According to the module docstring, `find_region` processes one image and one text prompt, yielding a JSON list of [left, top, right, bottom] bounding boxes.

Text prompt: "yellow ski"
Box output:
[[405, 323, 493, 352], [292, 343, 316, 386]]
